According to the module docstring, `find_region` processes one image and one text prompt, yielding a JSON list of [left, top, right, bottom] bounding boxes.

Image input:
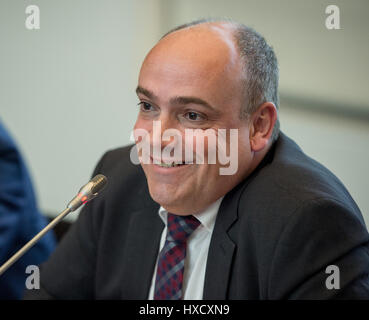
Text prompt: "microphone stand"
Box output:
[[0, 208, 71, 276], [0, 174, 107, 276]]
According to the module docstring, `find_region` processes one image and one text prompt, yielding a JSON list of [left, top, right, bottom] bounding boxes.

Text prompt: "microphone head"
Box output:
[[91, 174, 108, 194], [67, 174, 108, 211]]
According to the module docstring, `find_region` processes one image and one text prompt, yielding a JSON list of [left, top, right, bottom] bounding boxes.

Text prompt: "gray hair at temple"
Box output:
[[162, 18, 280, 142]]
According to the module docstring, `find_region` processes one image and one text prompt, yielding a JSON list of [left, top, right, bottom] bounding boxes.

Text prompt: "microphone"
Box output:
[[0, 174, 108, 276], [67, 174, 107, 211]]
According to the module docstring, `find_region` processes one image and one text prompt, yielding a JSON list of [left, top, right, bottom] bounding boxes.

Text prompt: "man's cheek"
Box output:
[[187, 129, 218, 165], [218, 129, 239, 175], [131, 128, 151, 165]]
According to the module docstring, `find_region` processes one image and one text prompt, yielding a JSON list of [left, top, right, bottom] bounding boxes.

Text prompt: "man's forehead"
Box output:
[[145, 22, 239, 67], [139, 22, 241, 84], [137, 22, 244, 110]]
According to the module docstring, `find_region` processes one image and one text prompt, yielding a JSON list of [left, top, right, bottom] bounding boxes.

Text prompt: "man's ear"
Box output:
[[249, 102, 278, 152]]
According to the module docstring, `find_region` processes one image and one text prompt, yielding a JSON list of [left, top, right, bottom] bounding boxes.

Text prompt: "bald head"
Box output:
[[156, 21, 239, 64], [139, 22, 245, 116]]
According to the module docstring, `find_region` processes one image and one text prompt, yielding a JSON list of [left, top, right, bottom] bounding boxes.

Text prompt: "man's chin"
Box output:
[[150, 190, 176, 209], [148, 187, 191, 214]]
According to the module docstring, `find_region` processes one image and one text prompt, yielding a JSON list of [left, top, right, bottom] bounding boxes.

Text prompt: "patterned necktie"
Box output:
[[154, 213, 201, 300]]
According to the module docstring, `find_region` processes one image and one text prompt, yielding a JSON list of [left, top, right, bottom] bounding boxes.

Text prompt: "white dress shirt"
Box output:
[[148, 197, 224, 300]]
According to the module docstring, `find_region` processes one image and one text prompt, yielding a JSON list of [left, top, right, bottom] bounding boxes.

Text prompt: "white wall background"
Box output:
[[1, 0, 368, 224]]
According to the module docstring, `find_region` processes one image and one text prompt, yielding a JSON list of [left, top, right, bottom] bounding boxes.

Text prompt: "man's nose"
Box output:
[[151, 115, 180, 149]]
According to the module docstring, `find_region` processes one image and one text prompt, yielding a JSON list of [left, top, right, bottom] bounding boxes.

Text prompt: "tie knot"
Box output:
[[166, 213, 201, 243]]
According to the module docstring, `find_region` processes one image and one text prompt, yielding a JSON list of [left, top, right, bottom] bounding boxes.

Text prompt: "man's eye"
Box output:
[[138, 102, 153, 112], [184, 112, 204, 121]]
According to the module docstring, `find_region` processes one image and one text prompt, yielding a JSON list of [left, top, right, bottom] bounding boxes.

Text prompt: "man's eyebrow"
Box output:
[[136, 86, 217, 112], [170, 96, 216, 112], [136, 86, 157, 100]]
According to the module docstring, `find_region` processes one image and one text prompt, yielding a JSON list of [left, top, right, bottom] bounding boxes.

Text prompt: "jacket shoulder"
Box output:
[[239, 132, 363, 221]]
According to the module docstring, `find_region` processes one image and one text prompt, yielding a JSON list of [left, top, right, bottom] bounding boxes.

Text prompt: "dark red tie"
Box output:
[[154, 213, 201, 300]]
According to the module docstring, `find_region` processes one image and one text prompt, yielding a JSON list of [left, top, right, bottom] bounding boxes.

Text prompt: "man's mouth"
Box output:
[[150, 156, 193, 168], [156, 161, 192, 168]]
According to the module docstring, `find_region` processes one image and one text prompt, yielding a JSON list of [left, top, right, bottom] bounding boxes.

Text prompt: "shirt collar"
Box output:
[[158, 196, 224, 233]]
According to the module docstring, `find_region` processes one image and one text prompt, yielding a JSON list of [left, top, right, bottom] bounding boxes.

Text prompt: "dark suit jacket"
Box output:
[[24, 132, 369, 299]]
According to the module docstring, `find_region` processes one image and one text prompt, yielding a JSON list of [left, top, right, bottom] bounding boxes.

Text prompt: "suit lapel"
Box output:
[[203, 189, 238, 299], [120, 202, 163, 299], [203, 146, 276, 299]]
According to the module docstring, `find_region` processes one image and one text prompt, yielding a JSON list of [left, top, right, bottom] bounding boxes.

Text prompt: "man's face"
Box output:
[[134, 25, 254, 214]]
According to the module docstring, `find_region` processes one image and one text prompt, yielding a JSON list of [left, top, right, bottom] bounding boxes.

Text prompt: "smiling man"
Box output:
[[25, 19, 369, 300], [134, 22, 266, 215]]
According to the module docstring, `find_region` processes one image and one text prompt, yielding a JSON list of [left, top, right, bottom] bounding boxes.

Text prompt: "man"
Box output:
[[0, 119, 56, 299], [25, 19, 369, 299]]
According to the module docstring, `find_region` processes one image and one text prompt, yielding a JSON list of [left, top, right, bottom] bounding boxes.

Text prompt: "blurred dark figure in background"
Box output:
[[0, 119, 56, 299]]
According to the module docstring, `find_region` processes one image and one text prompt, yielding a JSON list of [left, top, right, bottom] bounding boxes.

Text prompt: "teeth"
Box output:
[[157, 162, 184, 168], [154, 159, 194, 167]]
